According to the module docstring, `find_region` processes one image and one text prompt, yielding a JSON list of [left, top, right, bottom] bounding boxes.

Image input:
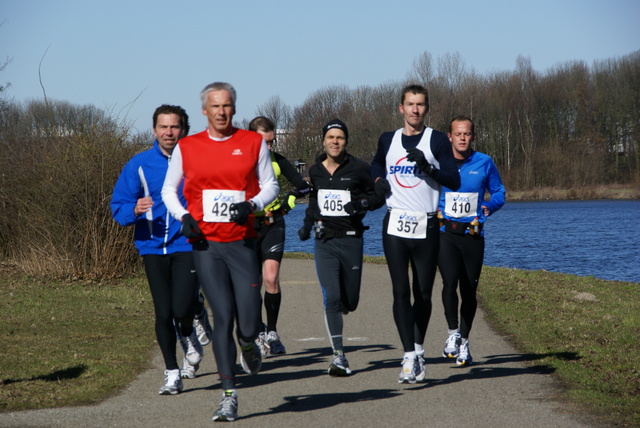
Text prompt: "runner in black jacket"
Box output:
[[298, 118, 383, 377]]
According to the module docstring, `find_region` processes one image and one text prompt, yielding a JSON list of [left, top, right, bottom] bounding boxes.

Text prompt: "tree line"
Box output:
[[257, 50, 639, 191], [0, 50, 638, 278]]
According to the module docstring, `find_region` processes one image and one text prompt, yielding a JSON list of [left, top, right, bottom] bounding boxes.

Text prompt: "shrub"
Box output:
[[0, 99, 147, 279]]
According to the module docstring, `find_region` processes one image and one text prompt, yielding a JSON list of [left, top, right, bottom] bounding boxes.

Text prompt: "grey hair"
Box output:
[[200, 82, 237, 109]]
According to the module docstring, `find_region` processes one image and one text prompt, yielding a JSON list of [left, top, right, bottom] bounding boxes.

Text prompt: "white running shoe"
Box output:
[[181, 357, 199, 379], [255, 331, 270, 358], [193, 309, 213, 346], [266, 330, 286, 355], [158, 369, 183, 395], [398, 356, 417, 384], [212, 390, 238, 422], [181, 331, 203, 366], [328, 350, 352, 376], [456, 340, 473, 365], [443, 332, 462, 358]]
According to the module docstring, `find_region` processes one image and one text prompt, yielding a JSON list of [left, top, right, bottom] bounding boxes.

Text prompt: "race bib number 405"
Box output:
[[444, 192, 478, 218], [317, 189, 350, 217], [202, 189, 246, 222], [387, 209, 428, 239]]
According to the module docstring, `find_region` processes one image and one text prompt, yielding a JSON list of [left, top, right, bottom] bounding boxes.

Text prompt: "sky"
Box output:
[[1, 0, 639, 134]]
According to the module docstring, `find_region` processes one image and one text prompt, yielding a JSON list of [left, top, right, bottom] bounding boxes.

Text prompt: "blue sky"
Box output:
[[1, 0, 638, 134]]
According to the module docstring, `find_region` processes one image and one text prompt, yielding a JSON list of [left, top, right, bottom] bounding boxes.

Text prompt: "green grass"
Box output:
[[479, 267, 640, 427], [0, 260, 638, 427], [0, 269, 156, 411]]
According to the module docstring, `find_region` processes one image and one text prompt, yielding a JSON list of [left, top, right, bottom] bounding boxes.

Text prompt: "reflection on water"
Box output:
[[283, 199, 640, 283]]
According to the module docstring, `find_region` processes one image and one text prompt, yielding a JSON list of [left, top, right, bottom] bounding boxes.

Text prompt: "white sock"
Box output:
[[414, 344, 424, 356], [403, 351, 417, 360]]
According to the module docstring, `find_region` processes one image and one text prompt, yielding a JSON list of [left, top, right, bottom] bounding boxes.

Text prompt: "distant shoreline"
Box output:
[[505, 185, 639, 201], [295, 185, 639, 202]]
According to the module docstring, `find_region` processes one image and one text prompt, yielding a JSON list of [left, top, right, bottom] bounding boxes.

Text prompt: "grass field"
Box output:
[[0, 260, 638, 426]]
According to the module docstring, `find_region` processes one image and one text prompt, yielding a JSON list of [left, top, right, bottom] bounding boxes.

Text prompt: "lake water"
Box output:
[[282, 199, 640, 284]]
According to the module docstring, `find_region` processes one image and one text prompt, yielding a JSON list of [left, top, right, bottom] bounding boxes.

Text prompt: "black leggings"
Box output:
[[382, 212, 440, 353], [143, 252, 199, 370], [314, 236, 363, 352], [437, 231, 485, 338], [192, 238, 262, 391]]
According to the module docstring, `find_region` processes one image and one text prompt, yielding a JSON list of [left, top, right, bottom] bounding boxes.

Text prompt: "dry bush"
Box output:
[[0, 99, 145, 279]]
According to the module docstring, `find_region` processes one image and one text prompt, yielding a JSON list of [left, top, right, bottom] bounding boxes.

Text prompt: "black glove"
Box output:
[[298, 224, 312, 241], [229, 201, 253, 225], [344, 198, 369, 215], [281, 193, 297, 213], [374, 178, 391, 197], [406, 148, 434, 175], [181, 213, 203, 240]]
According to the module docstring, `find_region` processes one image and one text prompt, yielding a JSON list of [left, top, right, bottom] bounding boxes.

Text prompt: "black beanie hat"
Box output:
[[322, 118, 349, 141]]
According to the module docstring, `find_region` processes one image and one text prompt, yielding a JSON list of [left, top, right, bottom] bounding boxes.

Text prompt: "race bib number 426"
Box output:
[[387, 209, 428, 239], [202, 189, 246, 222]]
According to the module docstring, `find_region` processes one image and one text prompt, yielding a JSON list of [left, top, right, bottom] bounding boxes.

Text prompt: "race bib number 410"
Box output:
[[444, 192, 478, 218], [202, 189, 246, 222], [387, 209, 428, 239]]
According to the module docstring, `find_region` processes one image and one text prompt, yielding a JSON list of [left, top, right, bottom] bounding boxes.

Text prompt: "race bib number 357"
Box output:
[[387, 209, 428, 239], [202, 189, 246, 222]]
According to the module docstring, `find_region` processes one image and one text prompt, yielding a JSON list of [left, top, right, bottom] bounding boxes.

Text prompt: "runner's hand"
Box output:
[[181, 214, 203, 240], [344, 198, 369, 215], [229, 201, 253, 225], [406, 148, 434, 175], [374, 178, 391, 197], [282, 193, 297, 213], [298, 224, 312, 241]]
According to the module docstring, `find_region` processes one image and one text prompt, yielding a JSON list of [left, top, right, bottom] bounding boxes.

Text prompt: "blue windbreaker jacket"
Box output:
[[110, 141, 191, 256], [438, 150, 505, 236]]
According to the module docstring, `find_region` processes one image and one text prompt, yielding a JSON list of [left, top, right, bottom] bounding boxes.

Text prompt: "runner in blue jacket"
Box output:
[[111, 105, 208, 395], [437, 115, 506, 366]]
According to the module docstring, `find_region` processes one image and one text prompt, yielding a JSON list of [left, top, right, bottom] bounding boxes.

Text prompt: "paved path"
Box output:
[[0, 259, 602, 427]]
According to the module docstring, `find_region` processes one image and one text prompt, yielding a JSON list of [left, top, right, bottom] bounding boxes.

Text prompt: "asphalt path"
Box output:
[[0, 259, 603, 427]]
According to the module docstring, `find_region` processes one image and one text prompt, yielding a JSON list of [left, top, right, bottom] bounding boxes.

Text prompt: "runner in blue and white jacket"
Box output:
[[111, 105, 209, 395], [437, 115, 505, 366]]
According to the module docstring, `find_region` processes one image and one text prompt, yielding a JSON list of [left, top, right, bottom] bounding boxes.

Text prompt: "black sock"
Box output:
[[264, 291, 281, 332]]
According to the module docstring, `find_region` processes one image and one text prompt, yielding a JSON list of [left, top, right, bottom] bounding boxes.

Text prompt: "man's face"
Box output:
[[202, 90, 235, 136], [323, 128, 347, 159], [399, 92, 428, 130], [448, 120, 475, 159], [153, 113, 183, 156], [256, 129, 276, 150]]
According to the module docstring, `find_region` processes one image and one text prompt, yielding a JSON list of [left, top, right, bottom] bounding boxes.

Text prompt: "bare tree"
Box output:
[[406, 51, 434, 86], [255, 95, 292, 131]]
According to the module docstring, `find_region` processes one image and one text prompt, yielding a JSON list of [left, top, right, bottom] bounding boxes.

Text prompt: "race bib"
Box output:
[[202, 189, 246, 222], [318, 189, 350, 217], [444, 192, 478, 219], [387, 209, 428, 239]]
